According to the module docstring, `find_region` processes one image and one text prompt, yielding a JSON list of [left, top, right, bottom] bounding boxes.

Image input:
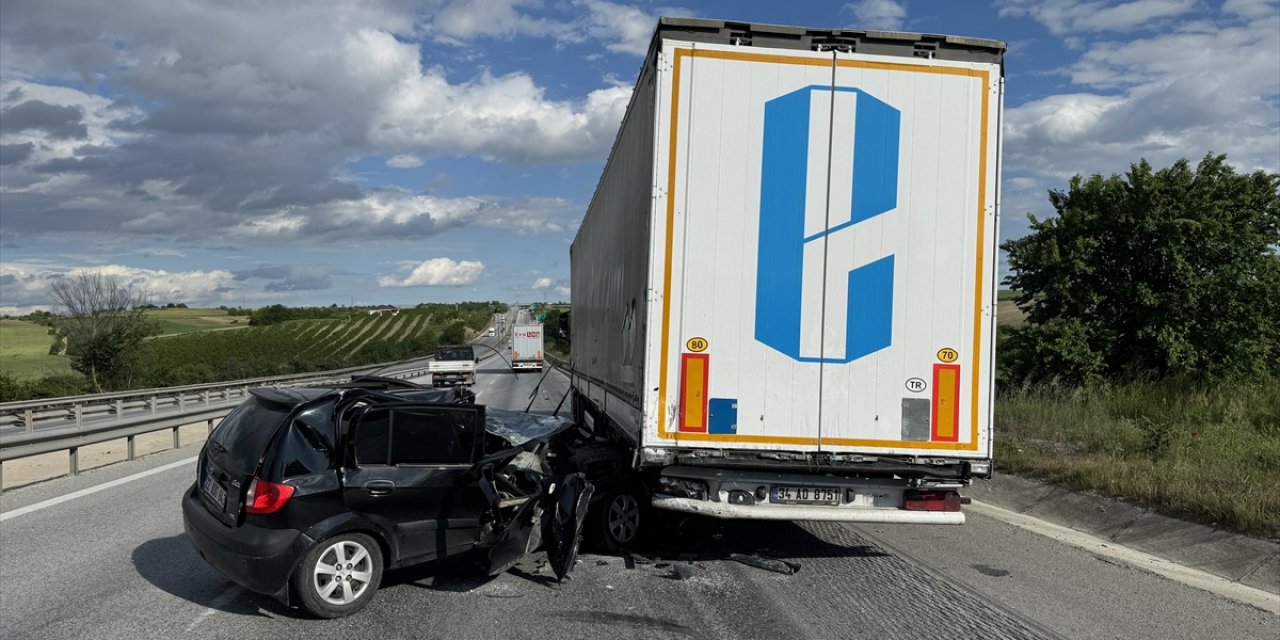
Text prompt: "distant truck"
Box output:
[[429, 345, 477, 387], [567, 18, 1004, 549], [511, 324, 544, 371]]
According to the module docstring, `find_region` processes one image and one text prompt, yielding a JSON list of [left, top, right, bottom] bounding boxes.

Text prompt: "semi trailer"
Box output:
[[567, 18, 1005, 549]]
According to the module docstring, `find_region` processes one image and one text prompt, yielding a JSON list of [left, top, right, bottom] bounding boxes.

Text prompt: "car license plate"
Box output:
[[771, 486, 839, 505], [202, 470, 227, 510]]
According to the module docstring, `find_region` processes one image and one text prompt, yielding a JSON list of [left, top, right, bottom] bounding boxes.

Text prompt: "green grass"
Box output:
[[0, 319, 75, 380], [145, 308, 250, 336], [996, 378, 1280, 539]]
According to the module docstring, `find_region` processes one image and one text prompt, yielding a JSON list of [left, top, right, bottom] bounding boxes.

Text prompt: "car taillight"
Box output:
[[244, 477, 295, 514], [903, 490, 962, 512]]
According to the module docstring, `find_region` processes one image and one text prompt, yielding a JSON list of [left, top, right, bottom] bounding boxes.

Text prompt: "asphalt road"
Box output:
[[1, 349, 1275, 640]]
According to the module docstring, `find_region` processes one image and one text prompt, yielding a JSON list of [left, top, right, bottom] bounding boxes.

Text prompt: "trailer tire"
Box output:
[[588, 484, 647, 553]]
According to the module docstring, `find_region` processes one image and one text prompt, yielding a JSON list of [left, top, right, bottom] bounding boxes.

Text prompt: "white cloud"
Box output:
[[428, 0, 566, 42], [0, 261, 237, 310], [998, 0, 1199, 35], [1002, 3, 1280, 181], [0, 79, 144, 168], [378, 257, 486, 287], [423, 0, 687, 56], [531, 276, 554, 289], [224, 191, 577, 242], [1224, 0, 1279, 19], [576, 1, 664, 56], [845, 0, 907, 31], [386, 154, 425, 168], [364, 27, 634, 164]]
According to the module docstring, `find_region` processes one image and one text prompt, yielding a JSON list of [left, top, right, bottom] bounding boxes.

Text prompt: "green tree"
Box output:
[[438, 321, 467, 345], [1001, 154, 1280, 386], [51, 273, 158, 392]]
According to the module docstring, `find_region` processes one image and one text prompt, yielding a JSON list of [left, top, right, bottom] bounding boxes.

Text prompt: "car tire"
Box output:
[[293, 533, 384, 619], [587, 485, 647, 553]]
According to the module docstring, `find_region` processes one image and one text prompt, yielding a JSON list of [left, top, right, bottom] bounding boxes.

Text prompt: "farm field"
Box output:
[[995, 289, 1026, 327], [145, 307, 251, 336], [130, 303, 500, 388], [1, 303, 504, 400], [0, 319, 74, 379]]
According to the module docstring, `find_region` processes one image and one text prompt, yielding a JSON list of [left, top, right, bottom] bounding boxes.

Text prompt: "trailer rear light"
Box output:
[[244, 477, 295, 515], [903, 490, 962, 512]]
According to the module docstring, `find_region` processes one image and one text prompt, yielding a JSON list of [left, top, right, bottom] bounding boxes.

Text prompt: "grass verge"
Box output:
[[996, 378, 1280, 540], [0, 319, 74, 379]]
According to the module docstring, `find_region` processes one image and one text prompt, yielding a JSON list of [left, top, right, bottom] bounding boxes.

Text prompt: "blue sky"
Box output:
[[1, 0, 1277, 313]]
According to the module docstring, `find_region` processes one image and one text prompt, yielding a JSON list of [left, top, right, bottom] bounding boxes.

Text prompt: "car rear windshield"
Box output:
[[208, 396, 294, 461], [437, 347, 474, 361]]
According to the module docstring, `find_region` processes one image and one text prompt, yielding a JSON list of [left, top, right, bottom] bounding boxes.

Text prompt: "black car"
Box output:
[[182, 378, 592, 618]]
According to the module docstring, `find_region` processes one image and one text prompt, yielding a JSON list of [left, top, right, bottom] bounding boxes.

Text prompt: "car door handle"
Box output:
[[364, 480, 396, 496]]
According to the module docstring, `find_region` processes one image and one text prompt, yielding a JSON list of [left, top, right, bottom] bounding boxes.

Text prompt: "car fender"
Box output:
[[299, 512, 401, 569]]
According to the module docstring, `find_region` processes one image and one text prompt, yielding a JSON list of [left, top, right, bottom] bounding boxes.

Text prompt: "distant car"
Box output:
[[182, 377, 592, 618]]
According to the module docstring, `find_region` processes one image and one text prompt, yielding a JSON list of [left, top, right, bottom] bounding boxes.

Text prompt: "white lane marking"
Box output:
[[185, 583, 243, 633], [0, 456, 198, 522], [968, 500, 1280, 615]]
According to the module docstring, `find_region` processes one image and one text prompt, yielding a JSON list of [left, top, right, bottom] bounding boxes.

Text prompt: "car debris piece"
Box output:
[[729, 553, 800, 575]]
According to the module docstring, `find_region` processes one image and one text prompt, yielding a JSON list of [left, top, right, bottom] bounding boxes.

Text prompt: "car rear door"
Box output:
[[342, 403, 488, 564]]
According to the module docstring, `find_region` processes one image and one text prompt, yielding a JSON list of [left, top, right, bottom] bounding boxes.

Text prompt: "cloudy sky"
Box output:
[[1, 0, 1277, 314]]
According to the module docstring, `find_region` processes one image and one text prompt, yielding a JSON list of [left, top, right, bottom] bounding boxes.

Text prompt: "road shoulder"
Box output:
[[968, 472, 1280, 598]]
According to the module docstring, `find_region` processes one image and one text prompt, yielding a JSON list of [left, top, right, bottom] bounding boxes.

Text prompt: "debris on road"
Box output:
[[730, 553, 800, 575]]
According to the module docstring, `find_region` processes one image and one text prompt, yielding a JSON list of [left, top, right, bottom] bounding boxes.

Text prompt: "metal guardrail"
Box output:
[[0, 357, 434, 434], [0, 362, 433, 491], [544, 352, 569, 373]]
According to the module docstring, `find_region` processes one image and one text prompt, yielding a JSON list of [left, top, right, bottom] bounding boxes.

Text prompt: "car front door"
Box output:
[[342, 403, 488, 564]]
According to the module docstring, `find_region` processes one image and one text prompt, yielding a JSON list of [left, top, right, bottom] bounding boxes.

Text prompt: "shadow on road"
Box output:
[[625, 514, 891, 564], [132, 534, 301, 619]]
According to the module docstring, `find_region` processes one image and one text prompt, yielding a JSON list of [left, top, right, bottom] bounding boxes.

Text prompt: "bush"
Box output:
[[1002, 154, 1280, 385]]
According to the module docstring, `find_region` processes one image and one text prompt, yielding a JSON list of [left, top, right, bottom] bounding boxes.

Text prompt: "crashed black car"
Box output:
[[182, 377, 592, 618]]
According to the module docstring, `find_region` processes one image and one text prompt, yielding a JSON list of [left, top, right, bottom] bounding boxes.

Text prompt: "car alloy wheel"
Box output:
[[607, 492, 641, 545], [312, 539, 375, 606], [294, 532, 383, 618]]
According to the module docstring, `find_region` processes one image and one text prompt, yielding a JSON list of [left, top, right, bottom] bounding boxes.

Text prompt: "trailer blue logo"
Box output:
[[754, 85, 899, 363]]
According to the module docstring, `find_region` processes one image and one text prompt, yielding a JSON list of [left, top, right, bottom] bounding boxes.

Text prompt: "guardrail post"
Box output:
[[127, 435, 136, 461], [24, 408, 33, 433], [149, 397, 157, 415], [173, 426, 180, 449], [179, 394, 186, 411], [75, 404, 83, 428], [114, 399, 123, 416], [69, 448, 79, 476], [1, 462, 4, 493], [203, 390, 210, 405]]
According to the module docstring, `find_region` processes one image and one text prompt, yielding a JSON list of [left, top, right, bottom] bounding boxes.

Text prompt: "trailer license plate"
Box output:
[[771, 486, 839, 505], [202, 470, 227, 510]]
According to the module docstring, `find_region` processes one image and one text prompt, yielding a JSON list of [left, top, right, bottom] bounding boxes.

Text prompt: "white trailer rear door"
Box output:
[[650, 41, 998, 458]]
